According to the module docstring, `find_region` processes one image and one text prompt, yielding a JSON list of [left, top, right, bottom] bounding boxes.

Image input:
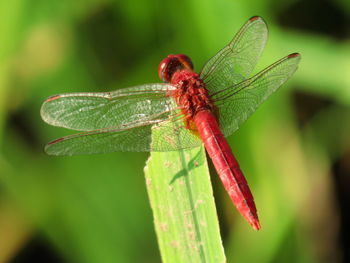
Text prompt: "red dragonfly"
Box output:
[[41, 16, 300, 230]]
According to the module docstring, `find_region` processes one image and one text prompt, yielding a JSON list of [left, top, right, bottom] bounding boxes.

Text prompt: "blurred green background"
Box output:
[[1, 0, 349, 262]]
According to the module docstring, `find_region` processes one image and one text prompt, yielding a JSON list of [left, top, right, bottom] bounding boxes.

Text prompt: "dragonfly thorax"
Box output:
[[170, 69, 214, 126]]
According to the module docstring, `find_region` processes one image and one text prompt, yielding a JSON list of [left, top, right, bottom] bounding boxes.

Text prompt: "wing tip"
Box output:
[[47, 137, 65, 145], [288, 52, 301, 59], [249, 16, 262, 22], [45, 95, 62, 102], [45, 138, 68, 156]]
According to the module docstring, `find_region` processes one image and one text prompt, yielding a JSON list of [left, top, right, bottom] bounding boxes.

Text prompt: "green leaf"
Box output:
[[144, 144, 226, 263]]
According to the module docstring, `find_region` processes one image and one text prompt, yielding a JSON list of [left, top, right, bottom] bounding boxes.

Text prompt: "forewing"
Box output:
[[41, 83, 176, 131], [213, 53, 301, 137], [200, 16, 268, 94], [45, 117, 202, 156]]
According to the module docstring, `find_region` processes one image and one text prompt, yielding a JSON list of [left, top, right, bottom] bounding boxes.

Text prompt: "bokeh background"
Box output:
[[1, 0, 349, 262]]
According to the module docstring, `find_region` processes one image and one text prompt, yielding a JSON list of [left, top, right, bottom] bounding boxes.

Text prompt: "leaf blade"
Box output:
[[144, 146, 226, 263]]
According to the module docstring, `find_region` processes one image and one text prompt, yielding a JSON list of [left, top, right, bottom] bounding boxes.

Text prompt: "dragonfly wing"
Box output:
[[200, 16, 268, 94], [45, 117, 202, 156], [41, 83, 176, 131], [213, 53, 301, 137]]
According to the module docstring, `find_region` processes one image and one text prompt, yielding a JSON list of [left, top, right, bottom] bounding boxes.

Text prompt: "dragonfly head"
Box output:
[[158, 54, 194, 82]]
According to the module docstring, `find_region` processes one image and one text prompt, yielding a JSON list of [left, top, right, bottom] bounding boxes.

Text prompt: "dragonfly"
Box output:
[[41, 16, 300, 230]]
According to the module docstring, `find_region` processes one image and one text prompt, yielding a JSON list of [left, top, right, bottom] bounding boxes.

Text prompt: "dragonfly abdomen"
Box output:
[[194, 110, 260, 230]]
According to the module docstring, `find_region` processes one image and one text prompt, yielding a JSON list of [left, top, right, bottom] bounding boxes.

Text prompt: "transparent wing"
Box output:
[[213, 53, 301, 137], [200, 16, 268, 94], [44, 117, 202, 156], [41, 83, 176, 131]]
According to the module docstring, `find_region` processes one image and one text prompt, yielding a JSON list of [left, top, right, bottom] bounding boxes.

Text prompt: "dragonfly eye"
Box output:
[[158, 54, 194, 82]]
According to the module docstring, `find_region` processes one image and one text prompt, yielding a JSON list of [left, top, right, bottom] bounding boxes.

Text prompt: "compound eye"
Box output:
[[158, 57, 173, 82], [175, 54, 193, 71], [158, 54, 194, 82]]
